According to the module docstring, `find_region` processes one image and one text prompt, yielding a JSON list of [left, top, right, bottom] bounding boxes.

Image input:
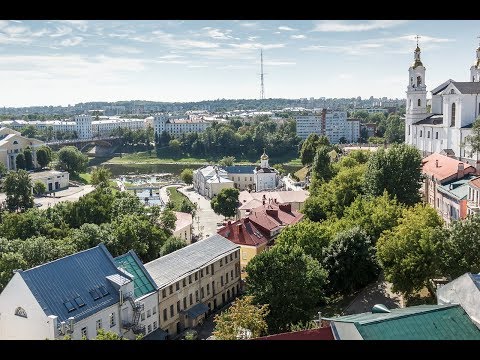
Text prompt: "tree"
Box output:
[[94, 329, 124, 340], [160, 237, 187, 256], [0, 252, 27, 291], [310, 145, 333, 187], [211, 188, 239, 219], [364, 144, 422, 206], [376, 204, 443, 296], [20, 125, 37, 138], [219, 156, 236, 166], [466, 116, 480, 154], [169, 139, 181, 151], [384, 115, 405, 144], [323, 227, 379, 295], [2, 170, 34, 212], [0, 162, 7, 178], [180, 168, 193, 185], [246, 245, 327, 333], [159, 209, 177, 234], [36, 146, 52, 169], [69, 223, 115, 251], [299, 133, 320, 166], [24, 148, 34, 170], [438, 214, 480, 279], [15, 153, 26, 170], [91, 166, 112, 187], [213, 296, 269, 339], [56, 146, 88, 175], [111, 192, 145, 219], [272, 164, 285, 175], [33, 180, 47, 196], [274, 220, 331, 262]]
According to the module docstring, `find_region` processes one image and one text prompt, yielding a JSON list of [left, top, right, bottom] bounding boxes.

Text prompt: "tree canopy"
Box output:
[[56, 146, 88, 175], [180, 168, 193, 185], [211, 187, 240, 218], [2, 170, 34, 212]]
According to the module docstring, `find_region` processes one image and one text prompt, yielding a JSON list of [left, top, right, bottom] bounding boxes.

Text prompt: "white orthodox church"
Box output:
[[405, 40, 480, 165]]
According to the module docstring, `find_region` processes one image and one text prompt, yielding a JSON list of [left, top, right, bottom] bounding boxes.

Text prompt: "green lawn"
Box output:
[[166, 186, 195, 210]]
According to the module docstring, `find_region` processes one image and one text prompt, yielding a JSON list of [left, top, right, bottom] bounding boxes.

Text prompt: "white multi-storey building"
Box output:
[[0, 244, 159, 340], [92, 117, 147, 137], [405, 40, 480, 164], [75, 114, 93, 139], [296, 109, 360, 143], [147, 114, 212, 138]]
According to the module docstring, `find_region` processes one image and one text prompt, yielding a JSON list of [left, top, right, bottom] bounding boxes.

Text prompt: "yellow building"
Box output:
[[144, 234, 241, 338], [0, 127, 45, 171]]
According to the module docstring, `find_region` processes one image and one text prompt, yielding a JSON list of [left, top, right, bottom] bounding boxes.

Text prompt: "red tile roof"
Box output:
[[255, 326, 334, 340], [217, 218, 269, 247], [247, 202, 304, 232], [422, 153, 475, 182], [470, 177, 480, 189]]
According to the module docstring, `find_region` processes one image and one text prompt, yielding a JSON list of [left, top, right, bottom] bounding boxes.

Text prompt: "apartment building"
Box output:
[[144, 234, 241, 338]]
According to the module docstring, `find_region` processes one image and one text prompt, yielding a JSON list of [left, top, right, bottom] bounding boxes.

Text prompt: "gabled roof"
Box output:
[[114, 250, 157, 299], [256, 326, 334, 340], [238, 190, 309, 207], [437, 175, 477, 200], [413, 114, 443, 126], [421, 153, 475, 183], [330, 304, 480, 340], [173, 211, 192, 232], [217, 218, 269, 247], [222, 165, 256, 174], [145, 234, 239, 288], [431, 79, 454, 95], [470, 177, 480, 189], [451, 81, 480, 94], [18, 244, 131, 323], [206, 174, 233, 183], [248, 203, 304, 232]]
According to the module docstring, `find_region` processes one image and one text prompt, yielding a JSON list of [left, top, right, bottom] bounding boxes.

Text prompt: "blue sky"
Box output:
[[1, 20, 480, 107]]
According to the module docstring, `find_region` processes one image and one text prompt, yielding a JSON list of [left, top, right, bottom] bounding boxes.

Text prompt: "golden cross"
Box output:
[[415, 35, 421, 47]]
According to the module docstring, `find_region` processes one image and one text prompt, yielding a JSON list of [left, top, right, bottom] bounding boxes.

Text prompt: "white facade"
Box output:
[[148, 114, 212, 138], [30, 170, 70, 192], [253, 153, 279, 192], [405, 43, 480, 163], [92, 117, 147, 137], [75, 114, 93, 139], [296, 110, 360, 143]]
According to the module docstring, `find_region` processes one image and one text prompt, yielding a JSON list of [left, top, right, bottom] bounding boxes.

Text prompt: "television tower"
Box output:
[[260, 49, 265, 100]]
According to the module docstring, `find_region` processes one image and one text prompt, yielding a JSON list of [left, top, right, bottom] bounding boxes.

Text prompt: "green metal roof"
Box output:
[[114, 251, 157, 298], [438, 175, 477, 201], [331, 305, 480, 340]]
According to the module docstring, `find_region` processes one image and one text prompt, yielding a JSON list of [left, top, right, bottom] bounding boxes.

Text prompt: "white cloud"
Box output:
[[150, 30, 219, 49], [312, 20, 408, 32], [109, 45, 142, 54], [229, 42, 285, 50], [291, 35, 306, 39], [205, 28, 232, 40], [187, 65, 208, 68], [59, 37, 84, 47], [158, 54, 184, 59], [50, 26, 73, 37], [338, 73, 352, 79], [57, 20, 88, 32], [278, 26, 297, 31], [240, 22, 258, 28], [301, 42, 383, 55], [264, 61, 295, 66], [2, 25, 28, 35], [247, 36, 259, 41]]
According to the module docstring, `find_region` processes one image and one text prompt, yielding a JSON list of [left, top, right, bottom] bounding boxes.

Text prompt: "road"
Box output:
[[177, 186, 224, 240]]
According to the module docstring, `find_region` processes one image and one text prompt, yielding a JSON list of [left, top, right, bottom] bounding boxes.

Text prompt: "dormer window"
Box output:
[[450, 89, 455, 94], [14, 307, 27, 318]]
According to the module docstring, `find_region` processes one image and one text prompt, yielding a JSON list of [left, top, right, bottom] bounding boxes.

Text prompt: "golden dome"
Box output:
[[261, 152, 269, 160], [412, 59, 424, 68]]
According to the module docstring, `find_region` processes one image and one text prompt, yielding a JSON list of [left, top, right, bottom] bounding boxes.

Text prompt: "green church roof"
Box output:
[[330, 304, 480, 340]]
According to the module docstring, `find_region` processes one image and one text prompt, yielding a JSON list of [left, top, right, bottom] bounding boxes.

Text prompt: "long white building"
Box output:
[[146, 114, 225, 138], [405, 41, 480, 164], [296, 109, 360, 143]]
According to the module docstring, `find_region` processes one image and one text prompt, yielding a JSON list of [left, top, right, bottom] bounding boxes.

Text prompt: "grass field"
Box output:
[[166, 186, 194, 210]]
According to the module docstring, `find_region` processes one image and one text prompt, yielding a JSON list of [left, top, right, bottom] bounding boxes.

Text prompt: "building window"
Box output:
[[176, 282, 180, 291], [153, 321, 158, 330], [183, 278, 186, 287], [427, 131, 430, 138], [207, 283, 210, 295], [96, 319, 102, 334], [14, 307, 27, 318], [190, 293, 193, 305], [148, 324, 152, 333], [177, 300, 181, 313], [226, 273, 229, 284], [221, 276, 224, 286], [141, 312, 145, 321], [81, 327, 88, 338], [206, 266, 209, 275], [417, 99, 421, 107], [153, 306, 157, 315], [147, 310, 151, 318], [220, 259, 223, 266], [169, 285, 173, 294], [110, 312, 116, 327], [189, 275, 192, 284], [242, 251, 247, 260], [211, 264, 214, 274], [435, 132, 438, 139], [183, 297, 187, 309], [451, 103, 456, 127], [195, 290, 199, 302], [162, 289, 166, 298], [225, 255, 229, 264], [231, 270, 234, 279], [163, 309, 167, 322], [200, 269, 203, 278], [195, 272, 198, 281], [420, 130, 422, 137], [450, 89, 455, 94], [230, 254, 233, 261], [201, 287, 204, 298]]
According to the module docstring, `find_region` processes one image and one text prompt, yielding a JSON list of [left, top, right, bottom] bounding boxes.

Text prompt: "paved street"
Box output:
[[177, 186, 224, 240]]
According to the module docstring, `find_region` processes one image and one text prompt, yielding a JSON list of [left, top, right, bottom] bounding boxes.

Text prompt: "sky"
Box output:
[[1, 20, 480, 107]]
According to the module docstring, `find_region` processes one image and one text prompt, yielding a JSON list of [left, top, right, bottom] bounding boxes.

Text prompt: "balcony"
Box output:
[[467, 201, 480, 213]]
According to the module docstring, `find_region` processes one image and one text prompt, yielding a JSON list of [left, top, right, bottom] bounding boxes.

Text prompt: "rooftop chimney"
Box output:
[[458, 162, 465, 179], [435, 159, 439, 168]]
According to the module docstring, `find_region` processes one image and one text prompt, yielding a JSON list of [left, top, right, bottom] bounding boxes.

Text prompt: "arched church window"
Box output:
[[15, 307, 27, 318], [418, 99, 421, 107], [417, 76, 422, 86], [451, 103, 456, 127], [409, 99, 412, 109], [411, 77, 413, 85], [450, 89, 455, 94]]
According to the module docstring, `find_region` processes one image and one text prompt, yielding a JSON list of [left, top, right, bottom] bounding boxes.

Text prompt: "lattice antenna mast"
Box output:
[[260, 49, 265, 100]]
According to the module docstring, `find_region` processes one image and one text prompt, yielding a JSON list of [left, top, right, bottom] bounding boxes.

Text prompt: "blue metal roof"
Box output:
[[114, 250, 158, 299], [19, 243, 132, 323], [185, 302, 209, 319], [222, 165, 256, 174]]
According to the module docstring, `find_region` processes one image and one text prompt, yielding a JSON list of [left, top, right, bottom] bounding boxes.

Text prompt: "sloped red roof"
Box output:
[[255, 326, 334, 340], [217, 218, 269, 247], [470, 177, 480, 189], [247, 203, 304, 232], [422, 153, 475, 182]]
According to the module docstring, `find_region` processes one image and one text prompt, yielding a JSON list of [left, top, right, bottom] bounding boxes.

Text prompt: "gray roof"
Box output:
[[437, 175, 476, 200], [413, 114, 443, 126], [431, 79, 454, 95], [469, 273, 480, 291], [145, 234, 239, 288], [185, 302, 209, 319], [19, 243, 131, 323], [452, 82, 480, 94], [222, 165, 256, 174]]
